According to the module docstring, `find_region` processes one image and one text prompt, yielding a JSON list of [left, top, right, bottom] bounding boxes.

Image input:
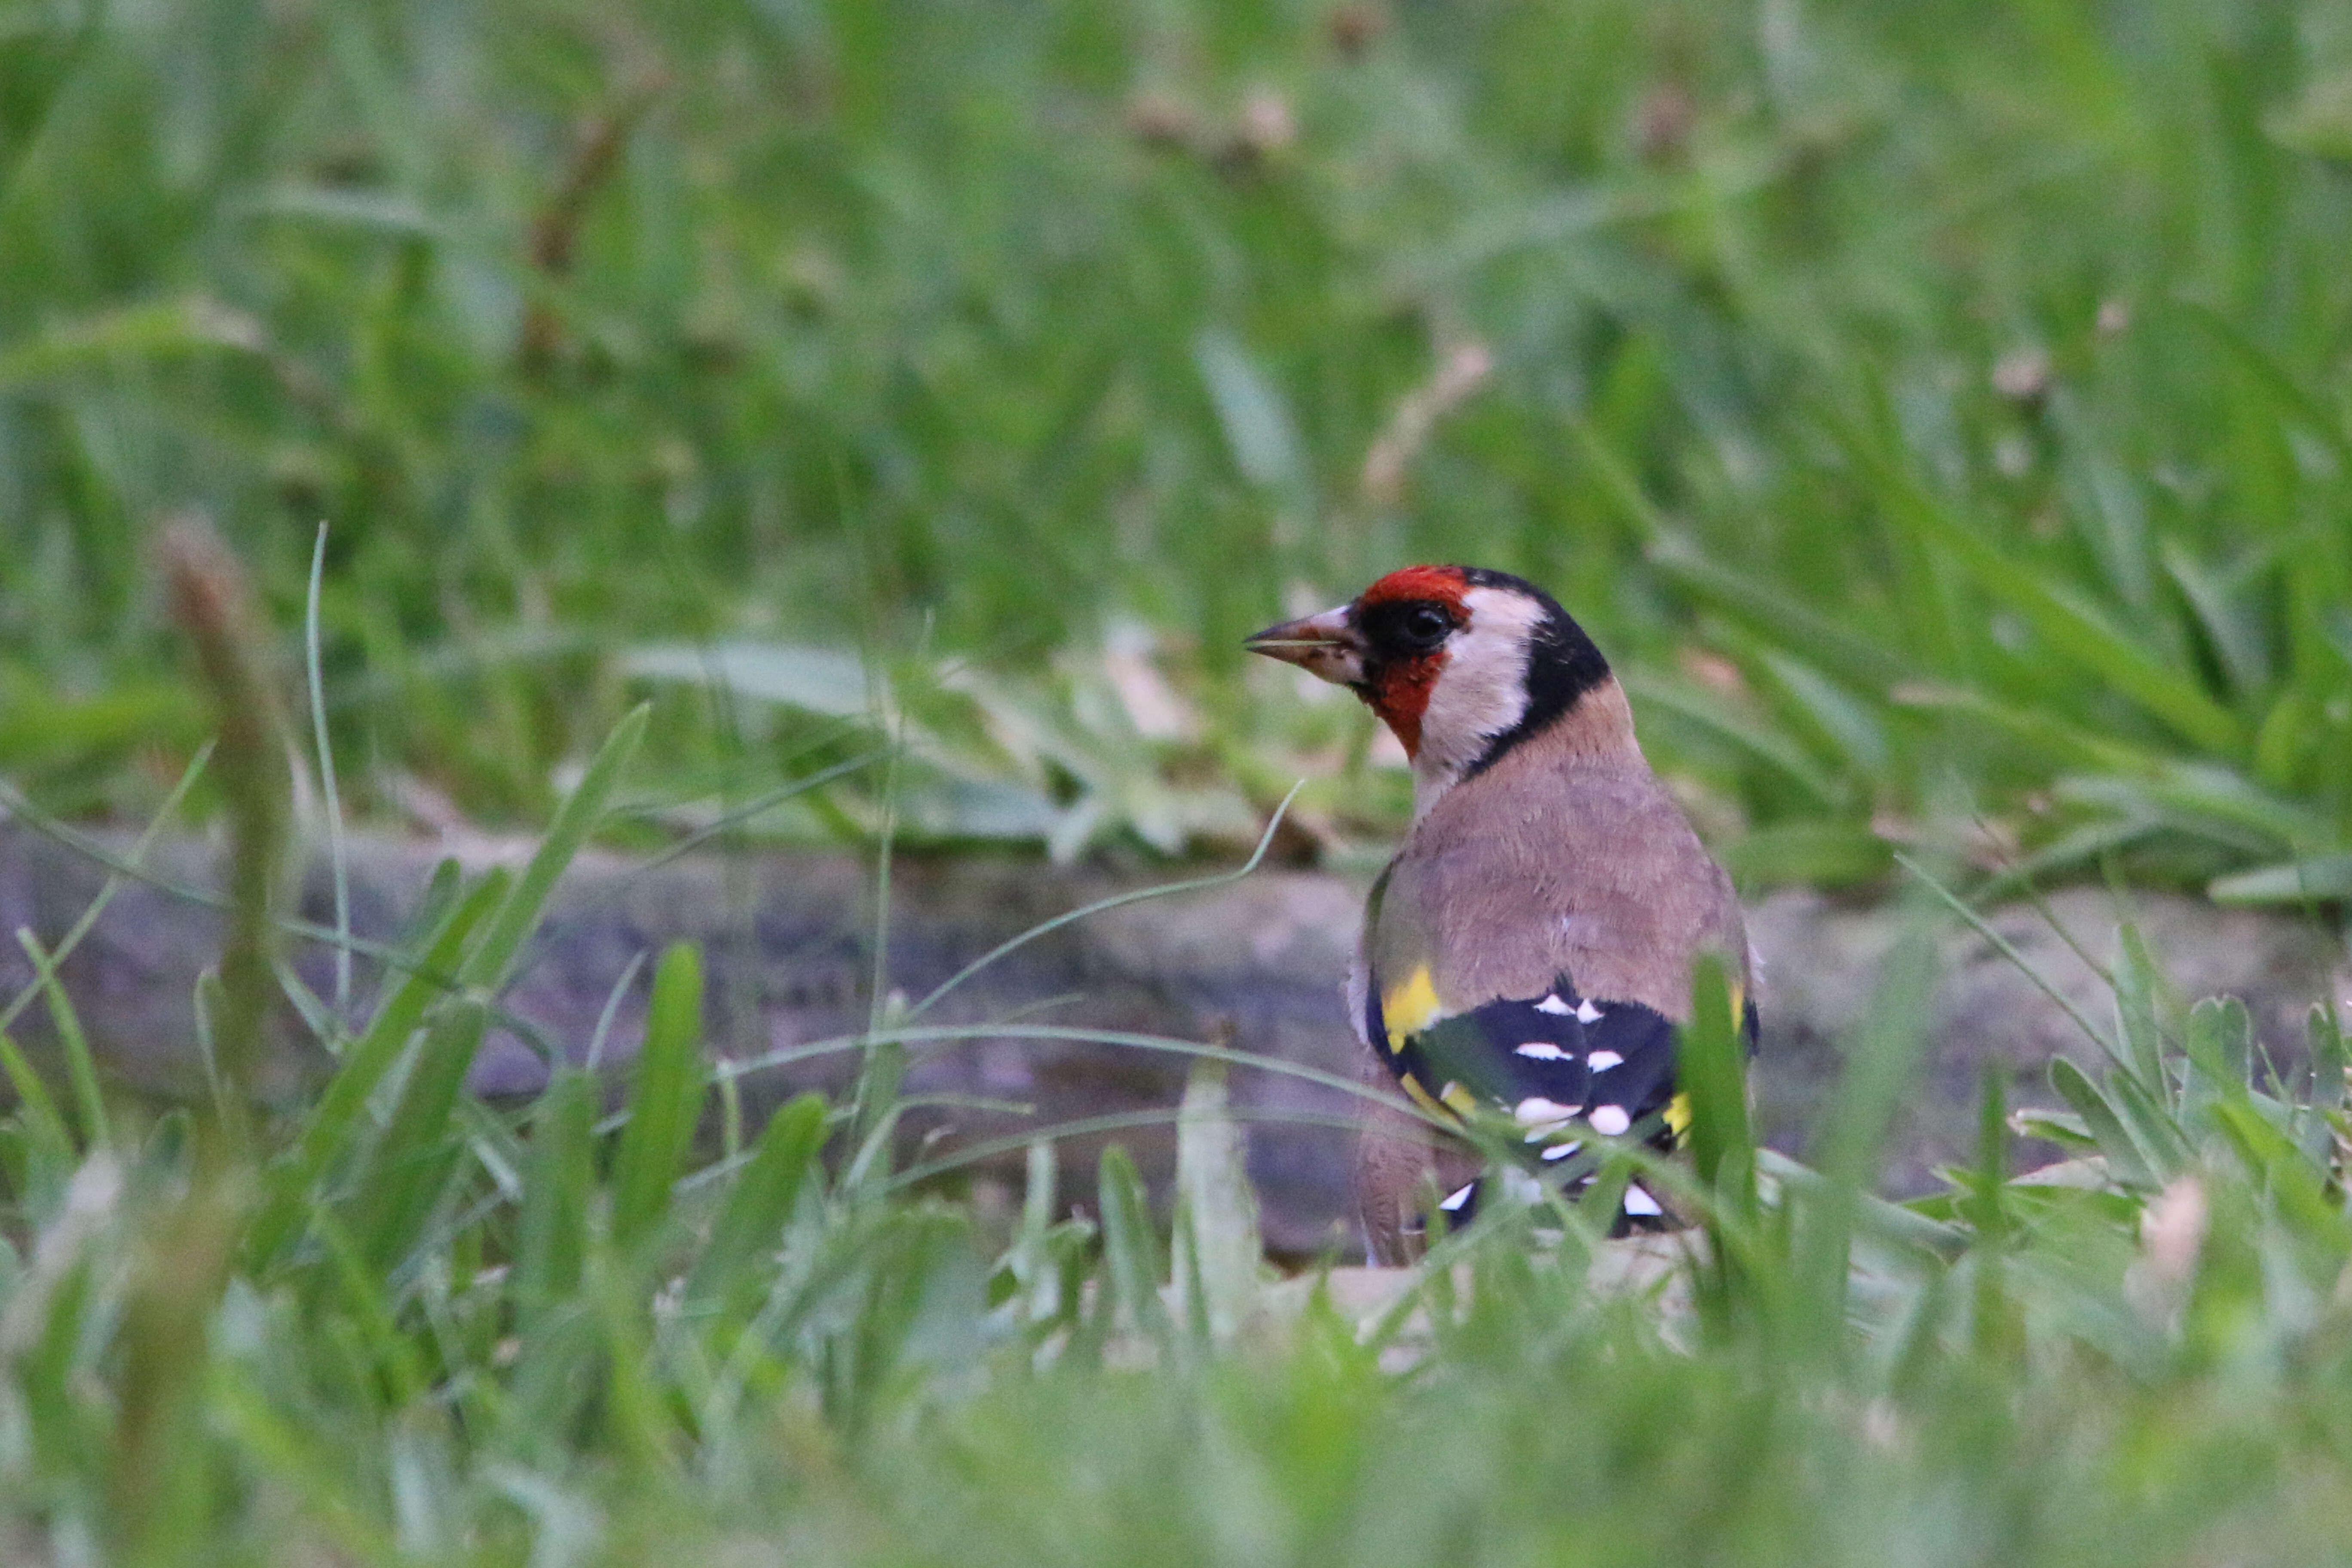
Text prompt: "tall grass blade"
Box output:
[[13, 929, 109, 1152], [1897, 853, 2115, 1057], [686, 1091, 829, 1315], [1964, 1068, 2021, 1365], [1681, 955, 1754, 1213], [2208, 853, 2352, 905], [250, 868, 506, 1269], [344, 998, 489, 1281], [2048, 1057, 2156, 1191], [513, 1071, 595, 1345], [2111, 924, 2174, 1097], [305, 522, 353, 1018], [608, 943, 707, 1253], [0, 1029, 75, 1174], [1095, 1144, 1170, 1349], [2308, 1005, 2346, 1114], [462, 704, 649, 995]]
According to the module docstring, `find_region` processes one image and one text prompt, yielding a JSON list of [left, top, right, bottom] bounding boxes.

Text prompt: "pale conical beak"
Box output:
[[1243, 606, 1365, 687]]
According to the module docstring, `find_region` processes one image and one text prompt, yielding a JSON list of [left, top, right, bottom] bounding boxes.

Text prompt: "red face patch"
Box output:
[[1356, 564, 1470, 611], [1367, 658, 1439, 757], [1350, 565, 1470, 760]]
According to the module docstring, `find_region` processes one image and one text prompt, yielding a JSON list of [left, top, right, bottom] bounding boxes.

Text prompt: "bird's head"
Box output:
[[1245, 564, 1613, 794]]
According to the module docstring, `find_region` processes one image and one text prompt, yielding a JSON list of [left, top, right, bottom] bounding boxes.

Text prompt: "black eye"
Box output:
[[1401, 605, 1452, 648]]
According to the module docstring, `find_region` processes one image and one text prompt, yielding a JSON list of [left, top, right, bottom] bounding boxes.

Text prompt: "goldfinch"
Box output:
[[1246, 566, 1752, 1262]]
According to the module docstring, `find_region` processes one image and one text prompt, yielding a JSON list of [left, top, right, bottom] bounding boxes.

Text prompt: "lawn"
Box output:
[[5, 0, 2352, 1560], [6, 0, 2352, 888], [5, 690, 2352, 1565]]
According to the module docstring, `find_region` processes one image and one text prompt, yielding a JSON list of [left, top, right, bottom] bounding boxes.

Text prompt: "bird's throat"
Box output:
[[1363, 655, 1443, 760]]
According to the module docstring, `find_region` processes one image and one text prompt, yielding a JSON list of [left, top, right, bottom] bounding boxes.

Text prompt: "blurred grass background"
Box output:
[[7, 0, 2352, 894]]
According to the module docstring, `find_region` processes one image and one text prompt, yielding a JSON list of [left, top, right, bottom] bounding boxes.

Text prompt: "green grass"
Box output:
[[5, 0, 2352, 894], [3, 698, 2352, 1564]]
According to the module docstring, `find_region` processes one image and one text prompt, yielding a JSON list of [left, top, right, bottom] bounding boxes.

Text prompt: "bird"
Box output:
[[1245, 565, 1753, 1263]]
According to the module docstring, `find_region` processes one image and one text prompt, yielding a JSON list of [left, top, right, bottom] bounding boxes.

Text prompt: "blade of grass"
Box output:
[[305, 522, 353, 1018], [513, 1070, 596, 1344], [615, 748, 889, 879], [1896, 852, 2115, 1060], [582, 949, 648, 1075], [1095, 1143, 1171, 1348], [2110, 923, 2175, 1097], [2209, 853, 2352, 905], [1794, 926, 1941, 1337], [1682, 954, 1754, 1215], [704, 1021, 1434, 1127], [1888, 683, 2167, 776], [461, 703, 649, 994], [249, 868, 507, 1270], [1965, 1068, 2022, 1364], [2048, 1057, 2156, 1190], [685, 1091, 830, 1314], [344, 998, 490, 1281], [609, 943, 707, 1253], [903, 781, 1305, 1024], [0, 1029, 74, 1169], [13, 929, 109, 1152]]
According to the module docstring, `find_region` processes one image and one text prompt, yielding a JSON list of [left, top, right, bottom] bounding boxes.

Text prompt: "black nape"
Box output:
[[1455, 568, 1611, 780]]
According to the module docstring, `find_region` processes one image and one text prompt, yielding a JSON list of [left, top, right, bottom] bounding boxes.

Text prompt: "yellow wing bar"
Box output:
[[1381, 965, 1444, 1054]]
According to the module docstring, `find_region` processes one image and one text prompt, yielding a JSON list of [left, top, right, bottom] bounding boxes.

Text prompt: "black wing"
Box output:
[[1369, 974, 1758, 1236]]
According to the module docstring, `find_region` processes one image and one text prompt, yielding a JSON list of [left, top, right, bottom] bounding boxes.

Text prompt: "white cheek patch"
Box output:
[[1412, 585, 1545, 793]]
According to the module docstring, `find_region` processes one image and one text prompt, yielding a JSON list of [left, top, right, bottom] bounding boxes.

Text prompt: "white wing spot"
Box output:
[[1540, 1140, 1584, 1163], [1587, 1049, 1624, 1072], [1623, 1184, 1663, 1217], [1515, 1041, 1571, 1060], [1439, 1182, 1476, 1213], [1534, 993, 1574, 1016], [1516, 1097, 1582, 1140], [1524, 1100, 1580, 1147], [1589, 1105, 1631, 1136], [1575, 999, 1605, 1024]]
